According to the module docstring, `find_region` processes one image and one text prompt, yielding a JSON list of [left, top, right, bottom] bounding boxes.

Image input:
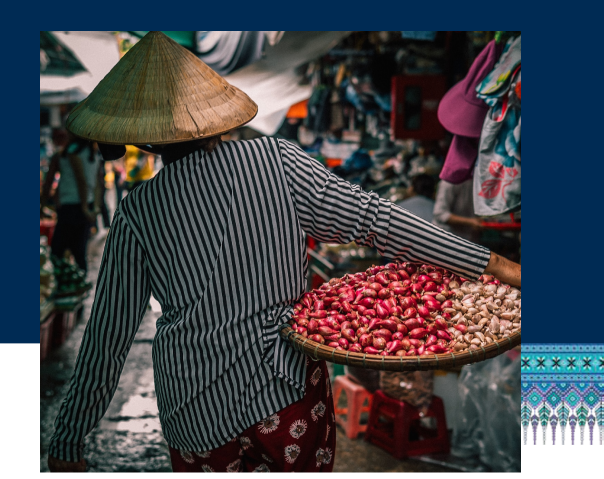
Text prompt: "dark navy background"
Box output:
[[1, 3, 595, 343]]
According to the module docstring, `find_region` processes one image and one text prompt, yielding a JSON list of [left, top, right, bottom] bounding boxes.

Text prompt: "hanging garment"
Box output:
[[473, 96, 521, 216], [476, 36, 521, 104], [196, 31, 266, 76]]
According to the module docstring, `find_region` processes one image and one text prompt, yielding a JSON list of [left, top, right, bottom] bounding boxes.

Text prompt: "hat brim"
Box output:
[[437, 82, 488, 139]]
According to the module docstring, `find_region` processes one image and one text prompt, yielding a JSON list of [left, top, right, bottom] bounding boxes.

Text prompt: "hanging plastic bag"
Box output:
[[473, 94, 521, 216], [452, 353, 520, 472]]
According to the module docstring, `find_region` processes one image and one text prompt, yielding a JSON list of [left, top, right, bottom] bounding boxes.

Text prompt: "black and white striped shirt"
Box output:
[[49, 137, 490, 461]]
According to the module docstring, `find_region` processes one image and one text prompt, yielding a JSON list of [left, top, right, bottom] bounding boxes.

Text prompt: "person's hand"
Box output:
[[469, 217, 484, 230], [47, 455, 87, 472]]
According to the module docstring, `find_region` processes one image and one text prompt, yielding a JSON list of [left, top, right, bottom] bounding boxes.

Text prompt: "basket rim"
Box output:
[[279, 326, 521, 371]]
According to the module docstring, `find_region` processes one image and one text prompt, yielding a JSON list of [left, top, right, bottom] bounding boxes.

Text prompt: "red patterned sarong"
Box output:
[[169, 358, 335, 472]]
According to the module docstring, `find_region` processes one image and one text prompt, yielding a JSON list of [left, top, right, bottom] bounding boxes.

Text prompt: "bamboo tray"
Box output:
[[279, 326, 521, 371]]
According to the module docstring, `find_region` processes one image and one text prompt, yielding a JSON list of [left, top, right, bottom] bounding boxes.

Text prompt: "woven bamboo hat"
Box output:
[[66, 31, 258, 146]]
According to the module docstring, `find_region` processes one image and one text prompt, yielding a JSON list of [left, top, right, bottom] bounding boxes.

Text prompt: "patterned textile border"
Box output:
[[521, 344, 604, 446]]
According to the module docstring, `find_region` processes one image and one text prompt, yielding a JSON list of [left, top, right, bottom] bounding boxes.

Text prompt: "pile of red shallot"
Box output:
[[288, 261, 521, 357]]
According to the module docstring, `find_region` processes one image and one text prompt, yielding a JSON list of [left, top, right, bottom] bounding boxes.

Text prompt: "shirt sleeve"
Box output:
[[48, 210, 151, 462], [278, 139, 490, 279], [432, 180, 454, 225]]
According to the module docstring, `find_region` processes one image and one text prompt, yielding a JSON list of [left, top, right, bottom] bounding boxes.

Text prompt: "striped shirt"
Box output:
[[49, 137, 490, 461]]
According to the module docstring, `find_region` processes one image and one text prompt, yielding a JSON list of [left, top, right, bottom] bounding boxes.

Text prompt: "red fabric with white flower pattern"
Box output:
[[169, 358, 335, 472]]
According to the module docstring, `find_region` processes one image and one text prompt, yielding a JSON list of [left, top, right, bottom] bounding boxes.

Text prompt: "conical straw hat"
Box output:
[[66, 31, 258, 145]]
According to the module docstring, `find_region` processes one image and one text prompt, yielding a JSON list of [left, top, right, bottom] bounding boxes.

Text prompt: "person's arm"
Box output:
[[278, 139, 493, 280], [40, 153, 59, 215], [47, 210, 151, 470], [446, 213, 483, 230], [484, 251, 521, 287], [432, 180, 483, 230]]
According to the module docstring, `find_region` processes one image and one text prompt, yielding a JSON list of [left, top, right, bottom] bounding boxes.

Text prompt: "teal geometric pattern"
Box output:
[[522, 344, 604, 446]]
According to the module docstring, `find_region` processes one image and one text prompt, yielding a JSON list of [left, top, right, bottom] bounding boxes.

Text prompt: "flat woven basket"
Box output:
[[279, 326, 521, 371]]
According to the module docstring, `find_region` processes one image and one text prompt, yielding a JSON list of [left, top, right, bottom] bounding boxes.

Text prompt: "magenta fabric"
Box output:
[[168, 359, 335, 472], [437, 40, 503, 138], [439, 135, 480, 184]]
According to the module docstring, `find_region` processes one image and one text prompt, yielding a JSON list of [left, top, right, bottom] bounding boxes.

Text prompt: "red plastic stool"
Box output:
[[365, 389, 450, 459], [333, 374, 373, 439]]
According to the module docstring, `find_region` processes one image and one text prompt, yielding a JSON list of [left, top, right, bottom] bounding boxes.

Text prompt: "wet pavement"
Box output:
[[40, 190, 452, 473]]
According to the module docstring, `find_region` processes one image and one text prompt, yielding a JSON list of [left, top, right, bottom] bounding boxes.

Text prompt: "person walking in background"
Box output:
[[40, 133, 103, 275], [396, 174, 436, 222], [432, 178, 483, 243]]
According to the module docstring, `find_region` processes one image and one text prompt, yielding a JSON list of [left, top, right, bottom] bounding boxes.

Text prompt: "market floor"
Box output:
[[40, 194, 453, 473]]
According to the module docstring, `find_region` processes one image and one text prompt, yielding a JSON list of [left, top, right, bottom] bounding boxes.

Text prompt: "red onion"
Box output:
[[338, 338, 349, 349], [358, 297, 375, 308], [375, 302, 391, 319], [436, 330, 452, 341], [402, 307, 417, 319], [454, 324, 467, 334], [395, 350, 406, 357], [417, 344, 426, 355], [340, 321, 352, 330], [387, 340, 406, 353], [378, 288, 391, 299], [364, 346, 381, 355], [350, 319, 360, 330], [367, 318, 380, 331], [318, 326, 336, 336], [330, 301, 342, 311], [425, 334, 438, 347], [359, 333, 373, 347], [308, 320, 318, 334], [309, 334, 324, 344], [375, 273, 390, 286], [376, 319, 398, 333], [441, 300, 453, 309], [324, 333, 340, 342], [297, 318, 309, 328], [426, 324, 438, 335], [392, 332, 405, 341], [404, 318, 421, 331], [364, 308, 376, 317], [313, 300, 324, 311], [417, 306, 430, 318], [427, 344, 448, 354], [418, 274, 430, 283], [323, 297, 337, 307], [356, 305, 367, 315], [423, 281, 437, 292], [373, 337, 387, 350], [409, 328, 428, 339], [340, 301, 352, 314], [435, 318, 448, 331], [309, 310, 328, 319], [356, 327, 368, 338], [336, 314, 347, 324], [341, 329, 357, 343], [428, 272, 443, 284], [327, 341, 339, 348], [408, 338, 421, 348], [404, 263, 417, 275], [368, 282, 383, 292], [406, 349, 417, 356], [385, 297, 398, 310], [349, 344, 363, 353], [396, 324, 408, 335], [296, 327, 308, 337], [374, 329, 393, 342], [411, 283, 423, 294], [400, 297, 417, 309]]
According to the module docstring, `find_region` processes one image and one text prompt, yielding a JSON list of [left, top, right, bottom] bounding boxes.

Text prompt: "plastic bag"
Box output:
[[452, 353, 520, 472]]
